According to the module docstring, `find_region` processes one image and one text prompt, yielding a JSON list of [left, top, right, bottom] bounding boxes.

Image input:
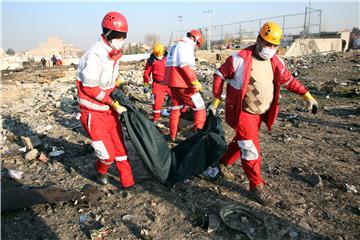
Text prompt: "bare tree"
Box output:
[[6, 48, 15, 56], [123, 43, 146, 54], [144, 33, 160, 47]]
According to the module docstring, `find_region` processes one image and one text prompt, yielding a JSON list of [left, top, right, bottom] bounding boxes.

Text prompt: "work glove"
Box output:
[[143, 83, 150, 94], [208, 98, 221, 115], [191, 80, 203, 92], [115, 77, 126, 88], [302, 92, 318, 114], [111, 100, 127, 114]]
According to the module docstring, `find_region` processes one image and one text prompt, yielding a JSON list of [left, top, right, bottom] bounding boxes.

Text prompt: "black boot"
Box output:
[[96, 173, 108, 185]]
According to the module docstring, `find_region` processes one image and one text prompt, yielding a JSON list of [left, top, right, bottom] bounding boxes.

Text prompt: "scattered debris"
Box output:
[[21, 135, 42, 149], [18, 146, 27, 153], [220, 204, 269, 239], [38, 152, 49, 163], [345, 184, 358, 194], [90, 226, 110, 240], [1, 184, 101, 212], [140, 227, 150, 239], [201, 167, 220, 179], [24, 148, 39, 160], [122, 214, 132, 222], [207, 213, 220, 233], [35, 125, 53, 134], [191, 212, 209, 230], [306, 174, 323, 188], [49, 148, 65, 157], [79, 214, 87, 224], [1, 169, 24, 180], [161, 109, 170, 117]]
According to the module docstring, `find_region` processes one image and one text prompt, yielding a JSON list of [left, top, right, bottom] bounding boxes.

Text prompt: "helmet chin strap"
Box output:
[[104, 30, 112, 39], [103, 31, 116, 49], [254, 44, 264, 60]]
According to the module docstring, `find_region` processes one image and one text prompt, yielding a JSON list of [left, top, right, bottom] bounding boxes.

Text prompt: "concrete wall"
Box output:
[[285, 38, 342, 57], [341, 31, 350, 50], [120, 54, 150, 62], [0, 56, 25, 70]]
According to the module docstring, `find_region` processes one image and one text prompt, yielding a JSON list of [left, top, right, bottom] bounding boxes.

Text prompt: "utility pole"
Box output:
[[178, 16, 183, 39], [203, 10, 212, 50], [303, 7, 308, 35], [308, 0, 311, 35]]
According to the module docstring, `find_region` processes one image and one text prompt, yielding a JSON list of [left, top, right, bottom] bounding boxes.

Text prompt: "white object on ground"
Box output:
[[345, 184, 358, 194], [49, 149, 65, 157], [202, 166, 219, 178], [18, 147, 27, 153], [161, 109, 170, 117], [2, 169, 24, 179]]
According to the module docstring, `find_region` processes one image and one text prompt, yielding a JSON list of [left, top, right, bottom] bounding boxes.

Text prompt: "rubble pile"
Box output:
[[285, 52, 360, 99]]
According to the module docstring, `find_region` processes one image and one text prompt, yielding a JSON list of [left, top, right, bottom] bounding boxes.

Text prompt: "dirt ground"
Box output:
[[1, 51, 359, 240]]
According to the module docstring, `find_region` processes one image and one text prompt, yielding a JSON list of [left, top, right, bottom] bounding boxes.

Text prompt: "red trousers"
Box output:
[[80, 110, 134, 187], [220, 110, 265, 189], [169, 87, 206, 140], [152, 82, 171, 122]]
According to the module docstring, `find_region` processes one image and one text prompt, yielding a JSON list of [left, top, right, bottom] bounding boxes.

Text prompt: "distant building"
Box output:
[[0, 48, 6, 58], [25, 36, 83, 59]]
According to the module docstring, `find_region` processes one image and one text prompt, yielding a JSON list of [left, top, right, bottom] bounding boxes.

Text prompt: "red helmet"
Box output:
[[189, 29, 203, 47], [101, 11, 128, 33]]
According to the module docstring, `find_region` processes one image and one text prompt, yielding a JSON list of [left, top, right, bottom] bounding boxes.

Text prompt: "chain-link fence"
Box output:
[[169, 8, 322, 49]]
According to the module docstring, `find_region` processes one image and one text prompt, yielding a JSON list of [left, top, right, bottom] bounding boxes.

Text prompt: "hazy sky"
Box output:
[[1, 0, 359, 51]]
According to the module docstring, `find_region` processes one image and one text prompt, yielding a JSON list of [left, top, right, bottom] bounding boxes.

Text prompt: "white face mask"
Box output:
[[155, 55, 163, 60], [258, 46, 277, 60], [111, 39, 124, 50], [188, 37, 197, 50]]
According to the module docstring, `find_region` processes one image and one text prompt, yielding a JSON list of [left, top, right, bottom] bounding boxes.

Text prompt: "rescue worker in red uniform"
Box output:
[[164, 30, 206, 142], [76, 11, 135, 188], [207, 22, 319, 205], [143, 43, 170, 123]]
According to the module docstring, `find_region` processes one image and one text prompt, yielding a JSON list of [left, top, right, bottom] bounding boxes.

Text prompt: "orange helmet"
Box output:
[[189, 29, 203, 47], [259, 22, 282, 45], [101, 11, 128, 33]]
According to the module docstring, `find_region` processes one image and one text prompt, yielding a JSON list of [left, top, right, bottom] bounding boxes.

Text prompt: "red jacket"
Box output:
[[164, 37, 197, 88], [143, 53, 167, 84], [213, 45, 308, 130]]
